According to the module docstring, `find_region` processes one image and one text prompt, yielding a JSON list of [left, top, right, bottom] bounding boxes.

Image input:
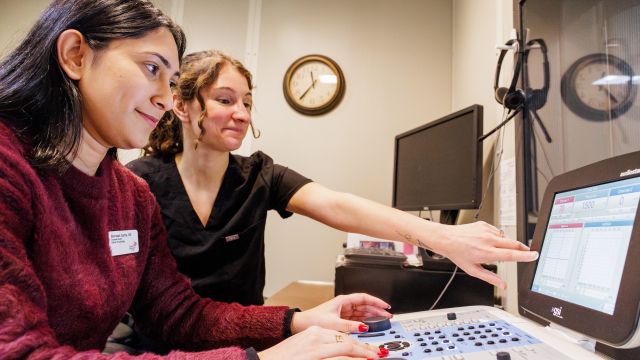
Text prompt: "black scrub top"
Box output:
[[126, 151, 312, 305]]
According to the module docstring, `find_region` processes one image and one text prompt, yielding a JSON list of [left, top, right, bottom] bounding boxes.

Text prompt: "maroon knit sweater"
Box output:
[[0, 122, 291, 359]]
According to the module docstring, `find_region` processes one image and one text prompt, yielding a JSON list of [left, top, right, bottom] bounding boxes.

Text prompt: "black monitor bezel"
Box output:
[[392, 104, 483, 211], [518, 151, 640, 345]]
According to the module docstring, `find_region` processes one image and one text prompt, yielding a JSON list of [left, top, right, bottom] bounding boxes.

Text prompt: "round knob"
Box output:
[[363, 316, 391, 332], [496, 351, 511, 360]]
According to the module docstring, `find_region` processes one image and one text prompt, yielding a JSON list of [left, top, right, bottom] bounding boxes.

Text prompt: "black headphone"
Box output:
[[482, 37, 551, 143], [494, 39, 524, 110], [494, 38, 549, 111], [523, 38, 549, 112]]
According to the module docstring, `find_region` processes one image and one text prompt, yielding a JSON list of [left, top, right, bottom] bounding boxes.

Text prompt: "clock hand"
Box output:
[[310, 71, 315, 88], [604, 88, 619, 104], [598, 85, 619, 104], [299, 79, 318, 100]]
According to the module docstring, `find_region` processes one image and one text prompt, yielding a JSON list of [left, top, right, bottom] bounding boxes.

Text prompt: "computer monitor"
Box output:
[[519, 150, 640, 348], [392, 104, 483, 225]]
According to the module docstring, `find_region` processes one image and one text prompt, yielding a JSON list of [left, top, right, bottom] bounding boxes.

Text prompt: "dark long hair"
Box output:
[[144, 50, 253, 156], [0, 0, 186, 169]]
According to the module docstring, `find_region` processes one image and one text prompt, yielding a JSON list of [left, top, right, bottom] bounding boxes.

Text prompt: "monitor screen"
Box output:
[[519, 150, 640, 347], [531, 176, 640, 315], [393, 105, 482, 211]]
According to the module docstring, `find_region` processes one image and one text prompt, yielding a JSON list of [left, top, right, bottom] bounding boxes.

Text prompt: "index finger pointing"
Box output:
[[491, 248, 539, 262]]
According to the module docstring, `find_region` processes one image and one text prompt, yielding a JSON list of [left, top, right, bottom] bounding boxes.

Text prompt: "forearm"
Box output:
[[292, 186, 445, 251]]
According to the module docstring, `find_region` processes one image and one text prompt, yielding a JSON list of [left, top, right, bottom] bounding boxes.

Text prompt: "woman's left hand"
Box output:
[[291, 293, 392, 335]]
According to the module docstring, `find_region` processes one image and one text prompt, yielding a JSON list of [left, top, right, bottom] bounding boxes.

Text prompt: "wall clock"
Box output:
[[561, 53, 636, 121], [283, 54, 345, 115]]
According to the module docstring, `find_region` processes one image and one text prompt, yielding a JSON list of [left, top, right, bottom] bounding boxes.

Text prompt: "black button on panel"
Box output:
[[363, 316, 391, 332], [447, 312, 457, 320]]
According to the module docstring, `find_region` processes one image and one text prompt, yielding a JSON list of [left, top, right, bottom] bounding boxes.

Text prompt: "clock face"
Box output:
[[283, 55, 345, 115], [561, 53, 637, 121]]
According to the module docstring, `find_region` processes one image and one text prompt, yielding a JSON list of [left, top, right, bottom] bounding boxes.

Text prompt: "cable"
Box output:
[[474, 108, 508, 220], [531, 116, 555, 179], [429, 266, 458, 310]]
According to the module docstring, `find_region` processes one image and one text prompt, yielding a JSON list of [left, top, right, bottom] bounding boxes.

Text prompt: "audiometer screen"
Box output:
[[531, 176, 640, 315]]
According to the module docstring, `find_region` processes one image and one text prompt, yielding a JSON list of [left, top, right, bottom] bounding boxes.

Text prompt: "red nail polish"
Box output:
[[379, 347, 389, 355], [359, 324, 369, 332], [377, 352, 388, 358]]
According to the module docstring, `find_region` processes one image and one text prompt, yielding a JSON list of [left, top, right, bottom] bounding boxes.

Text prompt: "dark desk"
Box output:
[[335, 261, 496, 314]]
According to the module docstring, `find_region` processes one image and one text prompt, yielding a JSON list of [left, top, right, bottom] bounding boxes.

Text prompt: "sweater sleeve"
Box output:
[[0, 126, 275, 360], [129, 200, 290, 351]]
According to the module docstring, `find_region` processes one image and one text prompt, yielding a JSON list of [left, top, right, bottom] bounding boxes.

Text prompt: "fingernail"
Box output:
[[359, 324, 369, 332], [379, 347, 389, 355], [530, 251, 539, 260]]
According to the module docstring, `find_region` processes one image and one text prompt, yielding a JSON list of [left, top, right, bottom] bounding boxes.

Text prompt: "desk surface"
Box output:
[[264, 280, 334, 310]]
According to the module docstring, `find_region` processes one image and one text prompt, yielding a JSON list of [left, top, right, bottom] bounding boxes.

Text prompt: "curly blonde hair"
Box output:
[[143, 50, 252, 156]]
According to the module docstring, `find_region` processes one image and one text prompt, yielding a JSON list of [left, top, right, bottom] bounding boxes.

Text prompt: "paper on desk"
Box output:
[[346, 233, 420, 265]]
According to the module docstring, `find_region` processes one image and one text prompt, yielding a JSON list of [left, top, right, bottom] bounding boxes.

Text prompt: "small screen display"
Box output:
[[531, 176, 640, 314]]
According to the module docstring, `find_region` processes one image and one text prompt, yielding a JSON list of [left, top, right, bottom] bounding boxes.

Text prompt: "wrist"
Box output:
[[284, 308, 304, 338], [290, 310, 308, 335]]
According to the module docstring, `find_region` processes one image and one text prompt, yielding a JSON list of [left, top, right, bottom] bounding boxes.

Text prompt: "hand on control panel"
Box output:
[[258, 293, 393, 360], [257, 325, 387, 360], [291, 293, 393, 335]]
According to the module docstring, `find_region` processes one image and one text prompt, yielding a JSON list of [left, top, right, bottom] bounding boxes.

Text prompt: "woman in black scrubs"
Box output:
[[127, 50, 538, 307]]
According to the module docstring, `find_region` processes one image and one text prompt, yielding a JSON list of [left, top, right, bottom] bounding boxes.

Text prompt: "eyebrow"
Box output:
[[215, 86, 253, 97], [146, 52, 180, 77]]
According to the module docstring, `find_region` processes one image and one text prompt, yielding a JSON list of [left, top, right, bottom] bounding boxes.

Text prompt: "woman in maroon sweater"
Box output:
[[0, 1, 391, 359]]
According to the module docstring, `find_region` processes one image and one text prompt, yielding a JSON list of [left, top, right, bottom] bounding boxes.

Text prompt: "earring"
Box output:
[[249, 121, 261, 139]]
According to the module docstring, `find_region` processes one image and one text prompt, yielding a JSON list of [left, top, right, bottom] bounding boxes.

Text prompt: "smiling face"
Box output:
[[183, 65, 253, 152], [78, 27, 180, 150]]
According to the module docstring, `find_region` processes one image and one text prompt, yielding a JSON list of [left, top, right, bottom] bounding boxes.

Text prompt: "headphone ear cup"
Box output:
[[495, 87, 509, 105], [503, 89, 525, 110], [527, 89, 546, 110]]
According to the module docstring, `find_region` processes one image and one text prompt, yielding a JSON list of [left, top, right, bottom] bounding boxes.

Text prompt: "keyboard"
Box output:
[[351, 306, 602, 359]]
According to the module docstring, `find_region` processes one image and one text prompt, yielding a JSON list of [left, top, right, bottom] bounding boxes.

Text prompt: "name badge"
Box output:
[[225, 234, 240, 242], [109, 230, 139, 256]]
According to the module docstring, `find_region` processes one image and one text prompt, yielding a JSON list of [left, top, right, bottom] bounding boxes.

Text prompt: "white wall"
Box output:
[[0, 0, 49, 57], [254, 0, 453, 296], [451, 0, 517, 313]]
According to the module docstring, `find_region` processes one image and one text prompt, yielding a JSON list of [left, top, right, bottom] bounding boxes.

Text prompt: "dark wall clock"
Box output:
[[561, 53, 637, 121]]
